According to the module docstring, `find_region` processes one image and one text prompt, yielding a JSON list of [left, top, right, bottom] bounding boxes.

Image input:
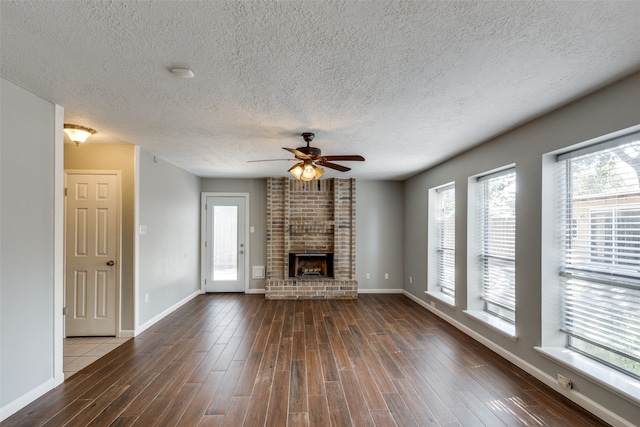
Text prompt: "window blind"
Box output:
[[437, 184, 455, 297], [480, 169, 516, 323], [558, 132, 640, 377]]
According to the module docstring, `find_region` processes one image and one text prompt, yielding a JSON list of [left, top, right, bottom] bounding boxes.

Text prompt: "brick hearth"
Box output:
[[265, 178, 357, 299]]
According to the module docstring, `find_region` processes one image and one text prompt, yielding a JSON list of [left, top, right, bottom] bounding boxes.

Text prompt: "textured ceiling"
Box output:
[[2, 1, 640, 180]]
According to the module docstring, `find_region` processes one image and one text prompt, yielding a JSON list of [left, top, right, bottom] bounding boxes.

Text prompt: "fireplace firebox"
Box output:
[[289, 253, 334, 278]]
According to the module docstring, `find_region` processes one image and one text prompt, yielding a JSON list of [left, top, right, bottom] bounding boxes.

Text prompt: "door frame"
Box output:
[[64, 169, 122, 337], [200, 192, 250, 293]]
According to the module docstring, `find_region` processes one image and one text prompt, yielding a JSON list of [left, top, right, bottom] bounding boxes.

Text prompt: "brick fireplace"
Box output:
[[265, 177, 357, 299]]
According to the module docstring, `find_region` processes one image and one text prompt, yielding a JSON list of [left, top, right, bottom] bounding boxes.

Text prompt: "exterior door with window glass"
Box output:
[[205, 196, 247, 292]]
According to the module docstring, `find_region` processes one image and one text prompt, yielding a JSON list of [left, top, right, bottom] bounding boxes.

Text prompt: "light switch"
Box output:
[[139, 225, 147, 235], [250, 226, 255, 233]]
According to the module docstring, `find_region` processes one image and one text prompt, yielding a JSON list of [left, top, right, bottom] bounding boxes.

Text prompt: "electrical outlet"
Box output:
[[557, 374, 573, 390], [145, 293, 149, 303], [385, 273, 389, 279], [409, 276, 413, 284], [365, 273, 370, 279], [430, 301, 435, 308]]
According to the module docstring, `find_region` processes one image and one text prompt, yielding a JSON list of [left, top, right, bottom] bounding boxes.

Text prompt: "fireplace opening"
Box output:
[[289, 253, 334, 278]]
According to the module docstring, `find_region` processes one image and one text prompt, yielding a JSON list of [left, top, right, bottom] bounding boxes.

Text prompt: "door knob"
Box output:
[[106, 260, 115, 266]]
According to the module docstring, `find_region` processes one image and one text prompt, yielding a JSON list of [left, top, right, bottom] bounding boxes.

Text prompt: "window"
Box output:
[[436, 184, 455, 298], [558, 132, 640, 378], [479, 169, 516, 323]]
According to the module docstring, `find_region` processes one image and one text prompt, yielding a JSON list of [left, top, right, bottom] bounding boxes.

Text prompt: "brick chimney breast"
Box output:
[[266, 178, 357, 299]]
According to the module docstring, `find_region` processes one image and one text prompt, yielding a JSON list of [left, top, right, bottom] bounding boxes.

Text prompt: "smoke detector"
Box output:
[[170, 67, 194, 78]]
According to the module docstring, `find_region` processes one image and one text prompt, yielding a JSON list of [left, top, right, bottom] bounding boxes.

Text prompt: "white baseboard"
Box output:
[[118, 330, 135, 338], [0, 377, 56, 422], [246, 288, 265, 294], [135, 290, 202, 336], [358, 288, 403, 294], [402, 290, 635, 427]]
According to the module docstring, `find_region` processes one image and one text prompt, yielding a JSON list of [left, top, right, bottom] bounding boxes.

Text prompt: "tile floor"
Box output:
[[63, 337, 130, 379]]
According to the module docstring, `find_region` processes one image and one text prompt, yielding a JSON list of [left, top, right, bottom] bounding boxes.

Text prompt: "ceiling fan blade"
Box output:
[[283, 147, 311, 159], [319, 161, 351, 172], [247, 159, 295, 162], [321, 155, 365, 162]]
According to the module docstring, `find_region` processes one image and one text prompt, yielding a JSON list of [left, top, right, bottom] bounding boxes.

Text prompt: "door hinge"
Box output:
[[63, 306, 67, 315], [64, 188, 67, 196]]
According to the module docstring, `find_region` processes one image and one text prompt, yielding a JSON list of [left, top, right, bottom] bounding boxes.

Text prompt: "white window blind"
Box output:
[[437, 184, 455, 297], [479, 168, 516, 323], [558, 132, 640, 378]]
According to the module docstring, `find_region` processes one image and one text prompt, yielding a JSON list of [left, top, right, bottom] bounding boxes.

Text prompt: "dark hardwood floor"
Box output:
[[3, 293, 608, 426]]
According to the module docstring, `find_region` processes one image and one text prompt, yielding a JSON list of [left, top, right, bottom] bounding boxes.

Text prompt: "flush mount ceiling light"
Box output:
[[63, 124, 96, 146], [170, 67, 194, 78], [250, 132, 365, 180]]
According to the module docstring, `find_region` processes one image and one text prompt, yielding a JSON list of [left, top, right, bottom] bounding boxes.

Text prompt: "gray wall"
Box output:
[[201, 178, 267, 291], [356, 180, 404, 290], [0, 80, 57, 410], [138, 150, 201, 326], [201, 178, 404, 292], [65, 143, 136, 331], [403, 71, 640, 423]]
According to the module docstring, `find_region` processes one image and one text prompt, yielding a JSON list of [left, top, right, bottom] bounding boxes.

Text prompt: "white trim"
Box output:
[[403, 290, 637, 427], [557, 127, 640, 161], [246, 288, 266, 294], [118, 330, 136, 338], [53, 105, 64, 386], [358, 288, 403, 294], [135, 290, 202, 336], [425, 290, 456, 308], [200, 192, 250, 293], [463, 309, 517, 340], [0, 378, 56, 422], [64, 170, 122, 337], [133, 146, 140, 333], [535, 346, 640, 407]]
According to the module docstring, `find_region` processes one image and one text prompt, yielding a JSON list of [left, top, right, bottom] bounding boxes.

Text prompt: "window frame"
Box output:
[[479, 168, 517, 323], [556, 136, 640, 380], [426, 182, 456, 306], [538, 128, 640, 405], [464, 165, 517, 338]]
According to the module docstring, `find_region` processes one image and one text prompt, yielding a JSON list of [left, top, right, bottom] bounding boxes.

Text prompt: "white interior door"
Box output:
[[205, 195, 247, 292], [65, 173, 118, 336]]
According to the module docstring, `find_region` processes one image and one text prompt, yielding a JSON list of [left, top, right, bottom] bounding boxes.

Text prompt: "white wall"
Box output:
[[137, 149, 201, 329], [403, 71, 640, 424], [356, 180, 404, 291], [0, 79, 62, 418]]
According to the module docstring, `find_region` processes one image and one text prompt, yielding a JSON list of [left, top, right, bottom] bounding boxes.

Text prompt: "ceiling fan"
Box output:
[[250, 132, 365, 181]]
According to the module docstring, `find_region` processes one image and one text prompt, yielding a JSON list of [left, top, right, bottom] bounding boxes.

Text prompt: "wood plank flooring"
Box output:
[[2, 294, 608, 426]]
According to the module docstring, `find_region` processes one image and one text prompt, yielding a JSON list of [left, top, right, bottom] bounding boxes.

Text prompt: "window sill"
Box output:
[[425, 290, 455, 308], [463, 310, 517, 341], [535, 346, 640, 405]]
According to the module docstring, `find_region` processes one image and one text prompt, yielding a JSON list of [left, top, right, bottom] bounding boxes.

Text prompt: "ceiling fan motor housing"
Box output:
[[297, 146, 322, 157], [298, 133, 322, 157]]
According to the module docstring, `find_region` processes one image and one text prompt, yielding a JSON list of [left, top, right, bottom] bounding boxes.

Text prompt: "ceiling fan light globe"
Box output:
[[302, 162, 317, 180], [289, 162, 305, 179]]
